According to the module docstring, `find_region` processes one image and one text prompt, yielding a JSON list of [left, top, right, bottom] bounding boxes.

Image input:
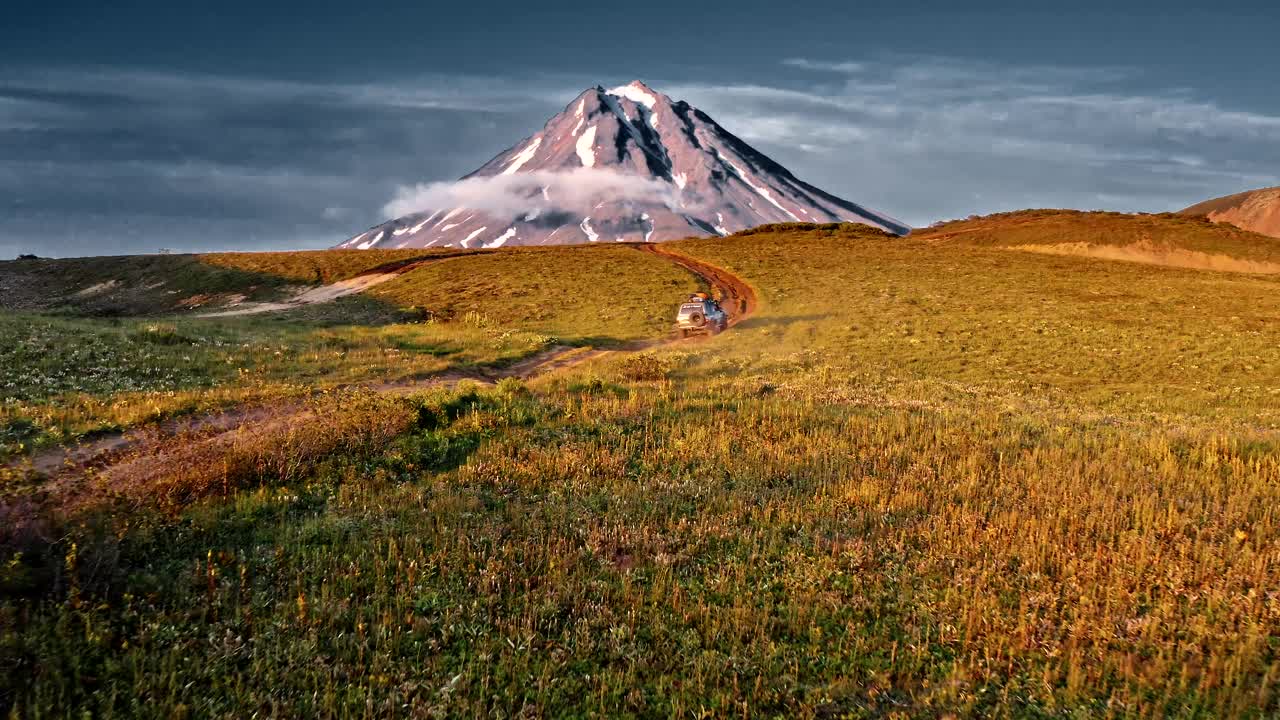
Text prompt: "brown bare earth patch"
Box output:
[[1006, 240, 1280, 274]]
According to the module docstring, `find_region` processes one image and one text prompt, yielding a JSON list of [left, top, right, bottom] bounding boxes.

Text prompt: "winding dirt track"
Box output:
[[6, 244, 756, 488], [635, 243, 757, 326]]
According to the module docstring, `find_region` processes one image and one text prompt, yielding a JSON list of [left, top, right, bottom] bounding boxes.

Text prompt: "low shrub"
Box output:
[[617, 353, 679, 381], [127, 323, 197, 346]]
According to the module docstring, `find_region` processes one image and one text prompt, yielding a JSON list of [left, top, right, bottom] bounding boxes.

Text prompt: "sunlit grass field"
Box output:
[[0, 244, 699, 460], [674, 222, 1280, 426], [0, 311, 551, 460], [915, 209, 1280, 262], [3, 217, 1279, 717], [368, 244, 701, 343], [0, 249, 452, 315]]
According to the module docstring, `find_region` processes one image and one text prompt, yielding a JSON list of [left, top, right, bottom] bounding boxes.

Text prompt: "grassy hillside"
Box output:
[[0, 249, 449, 315], [1179, 187, 1280, 241], [198, 248, 453, 283], [0, 310, 558, 461], [370, 244, 701, 343], [4, 221, 1280, 717], [1181, 187, 1279, 217], [0, 244, 698, 460], [915, 209, 1280, 265], [672, 222, 1280, 423]]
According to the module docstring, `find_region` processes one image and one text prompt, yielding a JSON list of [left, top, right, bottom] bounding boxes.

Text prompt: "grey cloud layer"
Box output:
[[384, 168, 678, 220], [0, 67, 573, 256], [3, 57, 1278, 256], [670, 57, 1280, 224]]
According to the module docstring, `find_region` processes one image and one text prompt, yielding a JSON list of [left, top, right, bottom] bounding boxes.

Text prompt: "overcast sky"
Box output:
[[4, 0, 1279, 257]]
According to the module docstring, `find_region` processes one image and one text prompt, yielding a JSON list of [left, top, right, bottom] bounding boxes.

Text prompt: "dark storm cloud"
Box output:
[[0, 68, 575, 256], [4, 1, 1280, 256], [3, 0, 1280, 255], [669, 56, 1280, 226]]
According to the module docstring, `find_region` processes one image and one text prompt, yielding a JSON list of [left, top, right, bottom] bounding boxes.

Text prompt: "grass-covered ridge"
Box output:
[[198, 248, 452, 283], [0, 249, 450, 315], [370, 243, 701, 343], [0, 243, 699, 459], [916, 209, 1280, 266], [3, 219, 1280, 716]]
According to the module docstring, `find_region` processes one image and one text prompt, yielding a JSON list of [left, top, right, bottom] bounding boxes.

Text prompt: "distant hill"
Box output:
[[0, 249, 442, 315], [914, 209, 1280, 273], [1180, 187, 1280, 239]]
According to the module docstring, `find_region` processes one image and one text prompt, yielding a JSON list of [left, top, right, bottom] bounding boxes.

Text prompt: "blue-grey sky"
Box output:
[[4, 0, 1279, 256]]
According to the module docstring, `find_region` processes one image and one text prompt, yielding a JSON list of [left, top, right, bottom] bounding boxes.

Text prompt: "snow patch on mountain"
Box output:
[[487, 227, 517, 248], [503, 138, 542, 175], [576, 125, 597, 167], [714, 212, 730, 236], [409, 212, 439, 234], [608, 82, 657, 109], [461, 226, 487, 248], [721, 156, 801, 222]]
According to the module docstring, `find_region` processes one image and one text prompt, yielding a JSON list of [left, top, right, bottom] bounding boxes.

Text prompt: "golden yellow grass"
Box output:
[[197, 248, 452, 284], [917, 209, 1280, 264], [1007, 240, 1280, 273], [5, 218, 1280, 717], [370, 243, 701, 342]]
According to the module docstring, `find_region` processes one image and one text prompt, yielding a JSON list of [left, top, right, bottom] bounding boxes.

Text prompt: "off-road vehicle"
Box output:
[[675, 292, 728, 337]]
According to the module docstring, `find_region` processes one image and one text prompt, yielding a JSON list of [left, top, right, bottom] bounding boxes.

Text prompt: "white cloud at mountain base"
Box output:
[[383, 168, 679, 220]]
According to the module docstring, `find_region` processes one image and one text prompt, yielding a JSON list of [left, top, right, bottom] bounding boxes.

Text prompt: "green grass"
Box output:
[[0, 249, 452, 316], [0, 243, 699, 459], [671, 223, 1280, 426], [0, 311, 552, 460], [917, 209, 1280, 261], [369, 244, 701, 343], [3, 219, 1280, 717]]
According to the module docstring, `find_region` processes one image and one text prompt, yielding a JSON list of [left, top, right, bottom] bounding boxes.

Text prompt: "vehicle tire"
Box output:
[[689, 312, 705, 327]]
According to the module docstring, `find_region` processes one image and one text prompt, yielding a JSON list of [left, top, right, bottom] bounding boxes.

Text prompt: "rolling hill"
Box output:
[[1180, 186, 1280, 239], [3, 213, 1280, 717], [915, 209, 1280, 272]]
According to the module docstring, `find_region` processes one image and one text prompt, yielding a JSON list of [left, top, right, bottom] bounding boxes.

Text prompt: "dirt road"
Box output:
[[6, 244, 756, 491], [635, 243, 757, 326]]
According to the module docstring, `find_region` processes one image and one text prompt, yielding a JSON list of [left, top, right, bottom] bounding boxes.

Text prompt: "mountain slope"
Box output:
[[339, 81, 908, 249], [1180, 186, 1280, 239]]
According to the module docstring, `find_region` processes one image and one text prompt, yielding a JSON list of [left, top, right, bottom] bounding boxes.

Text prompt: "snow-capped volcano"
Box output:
[[339, 81, 909, 249]]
